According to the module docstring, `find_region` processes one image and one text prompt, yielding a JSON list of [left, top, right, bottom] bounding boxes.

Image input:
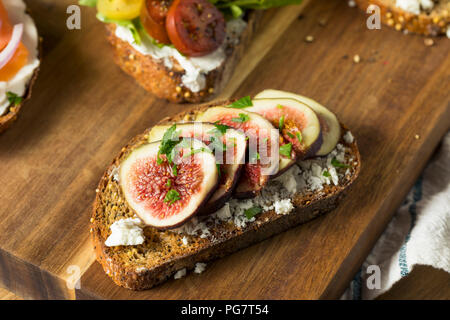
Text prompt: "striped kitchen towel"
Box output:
[[341, 131, 450, 300]]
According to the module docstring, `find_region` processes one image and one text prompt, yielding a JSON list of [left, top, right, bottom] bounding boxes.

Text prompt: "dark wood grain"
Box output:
[[0, 0, 448, 300]]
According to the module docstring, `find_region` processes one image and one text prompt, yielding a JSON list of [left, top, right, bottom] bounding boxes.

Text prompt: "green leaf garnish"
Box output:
[[244, 206, 262, 219], [232, 113, 250, 123], [277, 104, 284, 109], [279, 143, 292, 158], [6, 92, 23, 106], [212, 122, 231, 135], [279, 115, 285, 131], [323, 170, 331, 177], [230, 4, 243, 18], [172, 164, 178, 176], [79, 0, 97, 6], [166, 179, 172, 188], [296, 132, 302, 143], [331, 158, 350, 168], [286, 132, 295, 139], [164, 189, 181, 205], [157, 125, 181, 164], [227, 96, 253, 109]]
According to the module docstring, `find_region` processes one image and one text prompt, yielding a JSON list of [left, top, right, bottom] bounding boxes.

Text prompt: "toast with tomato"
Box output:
[[80, 0, 302, 103], [91, 90, 361, 290], [0, 0, 40, 133]]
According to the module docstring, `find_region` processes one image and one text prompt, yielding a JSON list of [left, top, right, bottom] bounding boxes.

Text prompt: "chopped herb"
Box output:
[[166, 179, 172, 188], [232, 113, 250, 123], [331, 158, 350, 168], [172, 164, 178, 176], [78, 0, 97, 6], [277, 104, 284, 109], [279, 115, 285, 131], [227, 96, 253, 109], [323, 170, 331, 177], [212, 122, 231, 135], [164, 189, 181, 205], [244, 207, 262, 219], [157, 124, 181, 164], [279, 143, 292, 158], [184, 147, 213, 157], [286, 132, 295, 139], [6, 92, 23, 106], [230, 4, 243, 18], [296, 132, 303, 143]]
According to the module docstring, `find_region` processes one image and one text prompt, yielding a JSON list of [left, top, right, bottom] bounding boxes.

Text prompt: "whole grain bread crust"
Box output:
[[91, 100, 361, 290], [106, 11, 262, 103], [355, 0, 450, 36]]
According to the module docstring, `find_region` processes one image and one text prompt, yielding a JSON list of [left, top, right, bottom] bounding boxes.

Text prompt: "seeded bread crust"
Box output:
[[355, 0, 450, 36], [105, 11, 261, 104], [91, 100, 361, 290], [0, 12, 41, 134]]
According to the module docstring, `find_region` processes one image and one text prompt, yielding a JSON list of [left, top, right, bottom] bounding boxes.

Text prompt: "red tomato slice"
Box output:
[[166, 0, 225, 57], [141, 0, 171, 44]]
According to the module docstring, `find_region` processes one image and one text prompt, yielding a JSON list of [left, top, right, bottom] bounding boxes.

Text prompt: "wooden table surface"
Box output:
[[0, 0, 448, 300]]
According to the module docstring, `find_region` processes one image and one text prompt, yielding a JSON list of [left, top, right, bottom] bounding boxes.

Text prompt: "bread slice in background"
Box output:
[[355, 0, 450, 36], [105, 12, 262, 104], [91, 101, 361, 290]]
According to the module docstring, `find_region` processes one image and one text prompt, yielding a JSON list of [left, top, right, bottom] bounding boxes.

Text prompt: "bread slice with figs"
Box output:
[[91, 90, 361, 290], [0, 0, 40, 133], [80, 0, 304, 103], [354, 0, 450, 36]]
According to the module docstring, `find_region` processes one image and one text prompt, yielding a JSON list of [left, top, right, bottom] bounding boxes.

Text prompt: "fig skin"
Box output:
[[119, 139, 220, 230], [148, 122, 247, 216]]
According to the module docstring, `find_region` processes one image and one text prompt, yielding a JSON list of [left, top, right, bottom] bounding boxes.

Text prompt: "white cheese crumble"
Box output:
[[273, 199, 294, 215], [343, 131, 354, 144], [174, 268, 187, 279], [348, 0, 356, 7], [194, 263, 207, 274], [114, 19, 247, 93], [181, 236, 188, 246], [105, 218, 145, 247], [0, 0, 40, 116], [395, 0, 434, 15]]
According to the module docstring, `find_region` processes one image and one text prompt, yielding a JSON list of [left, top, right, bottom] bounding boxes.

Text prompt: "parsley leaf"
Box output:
[[157, 125, 181, 164], [172, 164, 178, 176], [78, 0, 97, 6], [279, 143, 292, 158], [6, 92, 23, 106], [286, 132, 295, 139], [227, 96, 253, 109], [296, 132, 303, 143], [211, 122, 231, 135], [331, 158, 350, 168], [164, 189, 181, 205], [323, 170, 331, 177], [244, 207, 262, 219], [232, 113, 250, 123], [279, 115, 285, 131]]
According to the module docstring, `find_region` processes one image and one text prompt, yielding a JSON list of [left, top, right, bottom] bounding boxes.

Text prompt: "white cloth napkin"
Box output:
[[341, 132, 450, 300]]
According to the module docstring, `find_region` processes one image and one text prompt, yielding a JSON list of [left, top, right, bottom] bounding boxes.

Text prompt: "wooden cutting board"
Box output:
[[0, 0, 448, 300]]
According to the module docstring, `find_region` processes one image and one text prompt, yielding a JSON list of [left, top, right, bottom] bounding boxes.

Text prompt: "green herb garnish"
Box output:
[[232, 113, 250, 123], [331, 158, 350, 168], [296, 132, 302, 143], [279, 143, 292, 158], [227, 96, 253, 109], [323, 170, 331, 177], [164, 189, 181, 205], [172, 164, 178, 176], [6, 92, 23, 106], [244, 206, 262, 219], [277, 104, 284, 109], [157, 124, 181, 164], [286, 132, 295, 139], [279, 115, 285, 131], [212, 122, 231, 135], [166, 179, 172, 188]]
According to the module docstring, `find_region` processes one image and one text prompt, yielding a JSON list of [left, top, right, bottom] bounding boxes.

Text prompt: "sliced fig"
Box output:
[[246, 98, 322, 161], [119, 139, 219, 229], [197, 107, 279, 198], [255, 89, 341, 156], [148, 122, 247, 214]]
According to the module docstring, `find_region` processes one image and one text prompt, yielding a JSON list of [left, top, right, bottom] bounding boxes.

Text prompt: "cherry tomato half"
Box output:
[[140, 0, 171, 44], [166, 0, 226, 57]]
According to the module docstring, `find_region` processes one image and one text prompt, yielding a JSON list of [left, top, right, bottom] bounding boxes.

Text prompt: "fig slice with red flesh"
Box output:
[[148, 122, 247, 214], [197, 107, 280, 199], [254, 90, 341, 156], [119, 139, 219, 229], [246, 98, 322, 163]]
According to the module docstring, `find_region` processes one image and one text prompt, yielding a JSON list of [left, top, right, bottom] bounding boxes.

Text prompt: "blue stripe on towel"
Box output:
[[398, 176, 423, 277]]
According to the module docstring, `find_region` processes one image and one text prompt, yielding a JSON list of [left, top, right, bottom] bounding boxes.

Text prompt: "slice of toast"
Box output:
[[355, 0, 450, 36], [91, 101, 361, 290], [105, 12, 262, 104], [0, 66, 39, 134]]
